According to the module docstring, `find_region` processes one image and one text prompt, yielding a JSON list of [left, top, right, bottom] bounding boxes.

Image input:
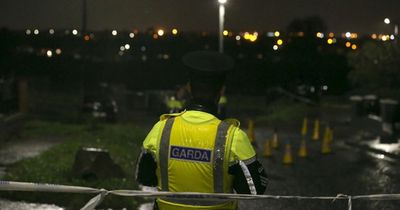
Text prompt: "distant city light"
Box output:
[[297, 31, 304, 37], [243, 32, 258, 42], [84, 35, 90, 41], [345, 42, 351, 48], [157, 29, 165, 36], [129, 32, 135, 38], [124, 44, 130, 50], [382, 35, 388, 41], [384, 18, 391, 24], [153, 34, 159, 39], [172, 29, 178, 35], [72, 29, 78, 35], [120, 46, 125, 51], [277, 39, 283, 45], [25, 29, 31, 35], [34, 29, 39, 35], [140, 46, 146, 52], [327, 38, 333, 45], [112, 30, 118, 36], [55, 49, 62, 55], [46, 50, 53, 58], [274, 31, 280, 37], [351, 44, 357, 50], [273, 45, 278, 51], [328, 32, 335, 38], [371, 34, 377, 39], [223, 30, 229, 36], [390, 35, 395, 40], [316, 32, 324, 38], [235, 35, 241, 41], [345, 32, 351, 39], [49, 29, 55, 35], [322, 85, 328, 91]]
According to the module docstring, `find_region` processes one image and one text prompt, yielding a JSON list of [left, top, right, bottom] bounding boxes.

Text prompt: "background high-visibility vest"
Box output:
[[142, 110, 256, 209]]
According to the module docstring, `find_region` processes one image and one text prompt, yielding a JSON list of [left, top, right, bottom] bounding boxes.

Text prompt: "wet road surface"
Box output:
[[238, 127, 400, 210]]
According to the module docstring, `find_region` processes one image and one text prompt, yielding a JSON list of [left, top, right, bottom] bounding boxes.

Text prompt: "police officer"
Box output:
[[136, 51, 268, 210]]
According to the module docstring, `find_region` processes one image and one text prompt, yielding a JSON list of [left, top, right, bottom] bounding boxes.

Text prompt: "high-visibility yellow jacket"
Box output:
[[142, 110, 256, 210]]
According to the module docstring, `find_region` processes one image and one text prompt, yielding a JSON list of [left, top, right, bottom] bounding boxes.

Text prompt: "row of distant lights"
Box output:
[[371, 34, 395, 41], [26, 29, 81, 36], [26, 28, 395, 42], [111, 28, 178, 38]]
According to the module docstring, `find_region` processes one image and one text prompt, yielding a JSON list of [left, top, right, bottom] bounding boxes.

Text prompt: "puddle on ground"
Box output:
[[0, 199, 64, 210]]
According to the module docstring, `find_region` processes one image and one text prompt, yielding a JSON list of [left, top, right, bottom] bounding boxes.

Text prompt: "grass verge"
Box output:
[[0, 120, 147, 209]]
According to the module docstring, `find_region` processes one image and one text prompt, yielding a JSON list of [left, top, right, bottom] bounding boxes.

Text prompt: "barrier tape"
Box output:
[[1, 181, 400, 210]]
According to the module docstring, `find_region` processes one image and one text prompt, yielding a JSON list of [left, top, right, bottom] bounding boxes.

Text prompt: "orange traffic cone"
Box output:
[[322, 125, 330, 143], [271, 128, 279, 149], [301, 117, 308, 136], [312, 119, 320, 141], [298, 138, 308, 157], [283, 143, 293, 164], [263, 139, 272, 157], [247, 120, 255, 143], [247, 120, 258, 148], [321, 126, 332, 154]]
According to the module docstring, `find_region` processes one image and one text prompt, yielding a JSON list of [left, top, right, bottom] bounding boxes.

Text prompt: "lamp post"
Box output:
[[384, 18, 399, 42], [218, 0, 227, 53]]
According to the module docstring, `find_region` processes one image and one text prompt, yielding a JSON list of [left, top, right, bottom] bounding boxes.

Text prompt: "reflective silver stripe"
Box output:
[[241, 156, 257, 165], [159, 117, 175, 191], [239, 160, 257, 195], [160, 198, 231, 206], [214, 121, 230, 193]]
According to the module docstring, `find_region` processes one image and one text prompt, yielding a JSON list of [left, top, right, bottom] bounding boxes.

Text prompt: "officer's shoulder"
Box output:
[[159, 111, 185, 121], [222, 118, 240, 127]]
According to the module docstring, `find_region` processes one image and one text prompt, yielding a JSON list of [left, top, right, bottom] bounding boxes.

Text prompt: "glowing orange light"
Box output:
[[351, 44, 357, 50], [84, 35, 90, 41], [345, 42, 351, 48]]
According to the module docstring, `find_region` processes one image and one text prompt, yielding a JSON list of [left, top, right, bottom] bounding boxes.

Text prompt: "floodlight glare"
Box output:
[[218, 0, 227, 4]]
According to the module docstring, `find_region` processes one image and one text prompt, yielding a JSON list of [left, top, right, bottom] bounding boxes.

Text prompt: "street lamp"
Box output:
[[218, 0, 227, 53], [384, 17, 399, 38]]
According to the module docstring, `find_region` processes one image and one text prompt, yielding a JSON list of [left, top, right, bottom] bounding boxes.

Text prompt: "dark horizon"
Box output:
[[1, 0, 400, 35]]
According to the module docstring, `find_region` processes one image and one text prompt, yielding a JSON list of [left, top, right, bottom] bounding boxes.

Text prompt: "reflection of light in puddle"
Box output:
[[370, 139, 399, 153]]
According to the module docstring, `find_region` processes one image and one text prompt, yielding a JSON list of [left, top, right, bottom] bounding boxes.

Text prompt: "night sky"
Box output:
[[1, 0, 400, 34]]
